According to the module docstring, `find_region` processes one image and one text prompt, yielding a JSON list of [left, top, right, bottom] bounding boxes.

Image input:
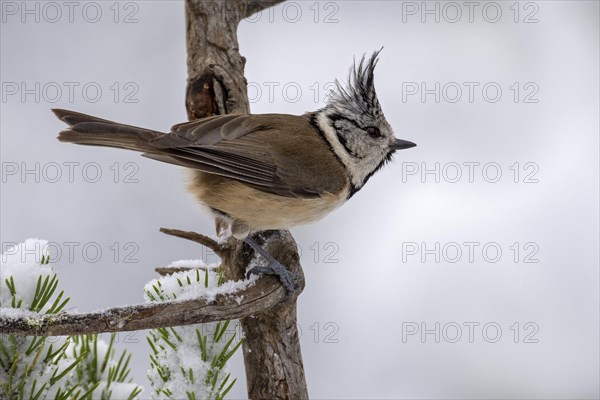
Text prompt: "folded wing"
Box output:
[[144, 114, 346, 198]]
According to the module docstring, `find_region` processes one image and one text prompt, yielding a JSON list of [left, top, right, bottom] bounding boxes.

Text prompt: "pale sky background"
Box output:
[[1, 1, 599, 398]]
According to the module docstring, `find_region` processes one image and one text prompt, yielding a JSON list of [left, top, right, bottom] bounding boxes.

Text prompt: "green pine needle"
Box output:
[[102, 334, 116, 374], [219, 337, 245, 369], [220, 377, 237, 398], [5, 276, 16, 295], [49, 355, 82, 386], [127, 386, 143, 400], [146, 266, 242, 399], [196, 329, 207, 362], [215, 320, 231, 342]]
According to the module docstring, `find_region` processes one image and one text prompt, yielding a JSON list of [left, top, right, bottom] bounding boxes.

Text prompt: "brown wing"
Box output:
[[143, 114, 347, 198]]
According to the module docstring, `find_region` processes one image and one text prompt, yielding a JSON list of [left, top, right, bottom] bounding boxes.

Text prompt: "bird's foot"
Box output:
[[244, 236, 302, 298]]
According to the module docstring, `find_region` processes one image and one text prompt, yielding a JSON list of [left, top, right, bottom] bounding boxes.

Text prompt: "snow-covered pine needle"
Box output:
[[145, 261, 250, 400]]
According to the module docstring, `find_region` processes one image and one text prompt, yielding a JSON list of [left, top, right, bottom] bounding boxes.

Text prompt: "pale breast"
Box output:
[[188, 170, 350, 233]]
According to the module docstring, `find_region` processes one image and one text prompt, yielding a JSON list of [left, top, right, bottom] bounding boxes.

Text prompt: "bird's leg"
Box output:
[[244, 236, 297, 295]]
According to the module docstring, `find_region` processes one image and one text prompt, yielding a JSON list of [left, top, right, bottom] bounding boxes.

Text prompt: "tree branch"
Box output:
[[160, 227, 225, 257], [0, 274, 286, 336], [243, 0, 285, 19]]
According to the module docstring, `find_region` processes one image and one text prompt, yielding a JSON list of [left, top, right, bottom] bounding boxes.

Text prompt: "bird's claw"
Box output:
[[246, 263, 302, 298], [243, 235, 303, 299]]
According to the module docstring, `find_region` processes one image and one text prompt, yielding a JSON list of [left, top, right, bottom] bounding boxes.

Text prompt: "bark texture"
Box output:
[[184, 1, 309, 398], [0, 272, 286, 336]]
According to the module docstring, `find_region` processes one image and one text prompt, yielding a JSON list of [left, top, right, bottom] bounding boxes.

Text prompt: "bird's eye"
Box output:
[[366, 126, 381, 139]]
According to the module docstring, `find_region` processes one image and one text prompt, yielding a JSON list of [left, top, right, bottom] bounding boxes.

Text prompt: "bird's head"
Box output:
[[315, 49, 416, 196]]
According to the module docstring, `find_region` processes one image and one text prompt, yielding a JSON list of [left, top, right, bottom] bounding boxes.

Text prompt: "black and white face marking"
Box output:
[[314, 50, 413, 195], [315, 109, 396, 193]]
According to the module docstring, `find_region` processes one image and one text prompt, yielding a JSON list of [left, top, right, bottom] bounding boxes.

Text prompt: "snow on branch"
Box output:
[[0, 228, 295, 337], [0, 273, 287, 336]]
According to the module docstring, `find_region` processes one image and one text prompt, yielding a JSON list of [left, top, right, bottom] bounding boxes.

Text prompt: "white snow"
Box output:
[[145, 259, 248, 399], [144, 260, 257, 303], [216, 225, 232, 244], [0, 239, 73, 399], [1, 240, 143, 400], [93, 382, 143, 399], [147, 323, 239, 399], [165, 259, 215, 269], [0, 307, 38, 318], [0, 239, 54, 310], [2, 243, 249, 399]]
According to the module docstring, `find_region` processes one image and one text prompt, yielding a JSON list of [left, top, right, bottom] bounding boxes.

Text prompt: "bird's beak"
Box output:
[[392, 138, 417, 150]]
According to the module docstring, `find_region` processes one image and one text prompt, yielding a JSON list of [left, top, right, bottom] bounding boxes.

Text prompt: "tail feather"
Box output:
[[53, 109, 161, 152]]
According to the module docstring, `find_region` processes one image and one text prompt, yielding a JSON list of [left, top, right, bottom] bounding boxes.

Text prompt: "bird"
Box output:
[[53, 50, 416, 293]]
